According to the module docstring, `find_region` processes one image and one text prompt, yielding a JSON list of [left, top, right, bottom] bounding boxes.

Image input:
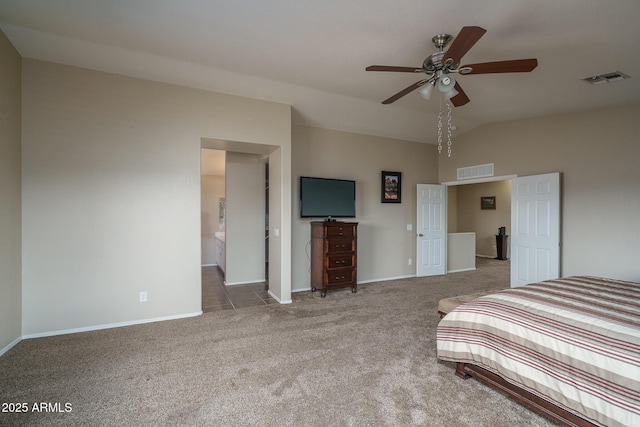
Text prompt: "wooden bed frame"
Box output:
[[455, 363, 597, 427]]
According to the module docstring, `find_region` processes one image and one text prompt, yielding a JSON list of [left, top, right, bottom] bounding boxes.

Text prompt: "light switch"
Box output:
[[407, 224, 413, 231]]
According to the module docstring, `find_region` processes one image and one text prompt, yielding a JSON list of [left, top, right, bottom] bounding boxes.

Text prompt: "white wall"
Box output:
[[291, 125, 439, 291], [225, 152, 266, 285], [439, 105, 640, 282], [21, 59, 291, 336], [267, 147, 289, 302], [0, 29, 22, 353]]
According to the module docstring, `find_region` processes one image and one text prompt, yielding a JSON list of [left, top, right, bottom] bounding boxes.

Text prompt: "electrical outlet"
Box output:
[[139, 291, 147, 303], [408, 258, 413, 266]]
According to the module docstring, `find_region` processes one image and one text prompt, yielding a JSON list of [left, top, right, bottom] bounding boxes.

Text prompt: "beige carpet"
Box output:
[[0, 258, 557, 426]]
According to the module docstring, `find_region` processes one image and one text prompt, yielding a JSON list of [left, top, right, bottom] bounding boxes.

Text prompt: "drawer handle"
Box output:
[[335, 260, 346, 264], [335, 275, 346, 280]]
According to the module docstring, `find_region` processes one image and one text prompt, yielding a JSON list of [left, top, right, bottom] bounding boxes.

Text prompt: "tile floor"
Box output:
[[202, 265, 276, 312]]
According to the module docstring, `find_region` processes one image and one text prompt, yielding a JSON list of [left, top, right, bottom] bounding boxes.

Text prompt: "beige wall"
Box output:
[[201, 173, 225, 265], [225, 152, 266, 285], [21, 59, 291, 336], [0, 30, 22, 353], [440, 105, 640, 282], [7, 37, 639, 342], [447, 186, 458, 233], [456, 180, 511, 258], [291, 125, 439, 291]]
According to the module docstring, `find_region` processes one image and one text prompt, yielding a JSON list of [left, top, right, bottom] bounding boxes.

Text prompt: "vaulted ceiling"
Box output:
[[2, 0, 639, 143]]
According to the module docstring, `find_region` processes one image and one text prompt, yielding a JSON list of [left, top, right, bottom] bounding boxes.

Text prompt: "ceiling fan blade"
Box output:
[[450, 82, 470, 107], [461, 58, 538, 74], [443, 26, 487, 67], [381, 80, 427, 104], [366, 65, 424, 73]]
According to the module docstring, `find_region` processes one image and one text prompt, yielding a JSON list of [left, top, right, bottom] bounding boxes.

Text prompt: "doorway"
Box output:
[[437, 172, 560, 287], [449, 179, 512, 259], [199, 137, 289, 304], [200, 143, 277, 311]]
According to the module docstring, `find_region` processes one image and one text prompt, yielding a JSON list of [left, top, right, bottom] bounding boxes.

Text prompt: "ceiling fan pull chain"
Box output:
[[447, 101, 453, 157]]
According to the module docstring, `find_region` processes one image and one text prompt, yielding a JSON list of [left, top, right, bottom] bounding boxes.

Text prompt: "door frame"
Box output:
[[440, 173, 516, 276]]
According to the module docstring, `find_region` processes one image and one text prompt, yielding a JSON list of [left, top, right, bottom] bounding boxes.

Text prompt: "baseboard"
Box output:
[[268, 290, 292, 304], [0, 336, 23, 357], [21, 311, 203, 340], [291, 274, 417, 293], [358, 274, 415, 284], [447, 267, 476, 273], [225, 279, 266, 286]]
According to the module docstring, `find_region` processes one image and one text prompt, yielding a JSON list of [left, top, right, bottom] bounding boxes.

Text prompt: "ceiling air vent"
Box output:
[[457, 163, 494, 180], [582, 71, 630, 85]]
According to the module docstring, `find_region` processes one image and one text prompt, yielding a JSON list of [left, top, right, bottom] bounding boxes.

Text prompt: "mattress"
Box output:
[[436, 276, 640, 427]]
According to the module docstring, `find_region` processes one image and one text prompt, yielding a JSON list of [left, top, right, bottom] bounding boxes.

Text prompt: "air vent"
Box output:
[[457, 163, 494, 180], [582, 71, 630, 85]]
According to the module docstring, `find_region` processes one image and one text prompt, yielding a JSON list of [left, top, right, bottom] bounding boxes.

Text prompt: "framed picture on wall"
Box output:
[[381, 171, 402, 203], [481, 196, 496, 210]]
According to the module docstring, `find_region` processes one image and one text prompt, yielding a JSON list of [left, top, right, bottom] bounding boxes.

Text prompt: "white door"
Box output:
[[510, 173, 560, 287], [416, 184, 446, 276]]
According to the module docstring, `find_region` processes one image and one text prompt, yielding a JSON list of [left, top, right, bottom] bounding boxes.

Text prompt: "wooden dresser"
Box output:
[[310, 221, 358, 297]]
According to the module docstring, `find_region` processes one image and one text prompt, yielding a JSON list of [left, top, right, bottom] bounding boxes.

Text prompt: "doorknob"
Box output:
[[418, 233, 424, 237]]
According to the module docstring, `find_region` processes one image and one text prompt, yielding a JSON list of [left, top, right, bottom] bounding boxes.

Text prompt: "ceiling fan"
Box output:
[[366, 26, 538, 107]]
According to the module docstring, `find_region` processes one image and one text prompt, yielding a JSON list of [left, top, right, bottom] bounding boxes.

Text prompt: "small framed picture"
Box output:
[[481, 196, 496, 210], [381, 171, 402, 203]]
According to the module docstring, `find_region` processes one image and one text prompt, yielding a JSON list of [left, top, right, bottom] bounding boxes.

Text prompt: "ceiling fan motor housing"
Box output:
[[423, 52, 445, 73]]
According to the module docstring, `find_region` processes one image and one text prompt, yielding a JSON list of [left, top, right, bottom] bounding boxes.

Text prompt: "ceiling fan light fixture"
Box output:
[[418, 81, 435, 100], [438, 74, 456, 92], [444, 87, 459, 99]]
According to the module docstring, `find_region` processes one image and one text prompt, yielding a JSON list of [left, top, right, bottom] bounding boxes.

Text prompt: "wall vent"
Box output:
[[457, 163, 494, 180], [582, 71, 630, 85]]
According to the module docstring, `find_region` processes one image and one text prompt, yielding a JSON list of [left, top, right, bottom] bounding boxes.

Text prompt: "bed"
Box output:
[[436, 276, 640, 427]]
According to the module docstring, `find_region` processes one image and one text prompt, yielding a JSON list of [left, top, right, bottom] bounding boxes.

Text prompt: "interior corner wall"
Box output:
[[291, 125, 439, 291], [21, 59, 291, 336], [439, 105, 640, 282], [0, 29, 22, 353]]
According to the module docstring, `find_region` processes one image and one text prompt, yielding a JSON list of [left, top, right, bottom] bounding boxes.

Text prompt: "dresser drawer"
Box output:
[[327, 253, 354, 268], [326, 224, 356, 238], [325, 268, 355, 285], [326, 238, 355, 253]]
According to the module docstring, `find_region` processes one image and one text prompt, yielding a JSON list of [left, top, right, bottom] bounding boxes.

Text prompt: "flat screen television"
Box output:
[[300, 176, 356, 219]]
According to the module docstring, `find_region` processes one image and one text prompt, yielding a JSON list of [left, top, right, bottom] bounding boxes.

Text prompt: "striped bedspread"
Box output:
[[436, 276, 640, 427]]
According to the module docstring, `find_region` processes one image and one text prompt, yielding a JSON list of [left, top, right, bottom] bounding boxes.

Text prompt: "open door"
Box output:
[[510, 173, 560, 287], [416, 184, 446, 276]]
